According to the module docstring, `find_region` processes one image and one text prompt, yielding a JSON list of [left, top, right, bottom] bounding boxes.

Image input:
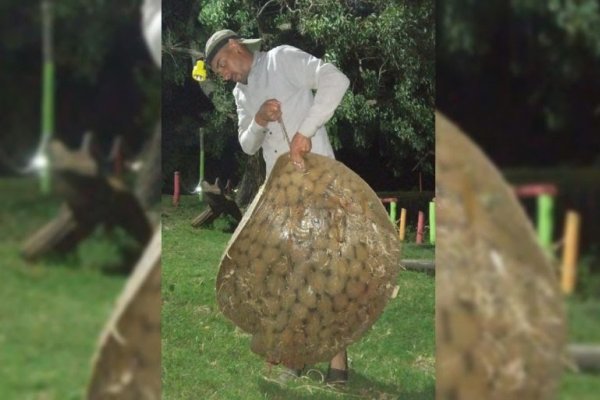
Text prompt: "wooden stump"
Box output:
[[21, 205, 93, 260], [569, 344, 600, 372], [191, 178, 242, 228], [20, 139, 152, 263], [190, 207, 219, 227]]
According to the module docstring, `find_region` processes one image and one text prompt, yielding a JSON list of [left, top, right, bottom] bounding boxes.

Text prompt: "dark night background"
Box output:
[[436, 1, 600, 167], [436, 1, 600, 254], [0, 1, 159, 175]]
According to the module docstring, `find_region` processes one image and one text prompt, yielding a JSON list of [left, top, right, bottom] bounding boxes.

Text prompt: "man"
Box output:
[[205, 29, 349, 174], [205, 29, 350, 383]]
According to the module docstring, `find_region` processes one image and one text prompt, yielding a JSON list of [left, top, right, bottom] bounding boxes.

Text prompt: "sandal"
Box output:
[[326, 351, 348, 384]]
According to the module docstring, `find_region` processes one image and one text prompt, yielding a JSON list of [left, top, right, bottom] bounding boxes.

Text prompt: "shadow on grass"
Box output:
[[257, 367, 434, 400]]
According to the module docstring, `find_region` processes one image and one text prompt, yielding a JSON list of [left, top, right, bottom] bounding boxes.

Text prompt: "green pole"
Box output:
[[389, 201, 397, 224], [199, 128, 205, 201], [429, 201, 436, 244], [537, 194, 554, 250], [40, 0, 54, 194]]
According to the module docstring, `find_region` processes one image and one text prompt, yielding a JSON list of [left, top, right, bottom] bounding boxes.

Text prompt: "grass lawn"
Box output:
[[4, 178, 595, 399], [0, 177, 129, 399], [560, 297, 600, 399], [162, 194, 435, 399]]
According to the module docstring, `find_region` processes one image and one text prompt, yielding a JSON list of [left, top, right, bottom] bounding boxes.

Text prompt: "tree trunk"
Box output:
[[235, 151, 265, 208]]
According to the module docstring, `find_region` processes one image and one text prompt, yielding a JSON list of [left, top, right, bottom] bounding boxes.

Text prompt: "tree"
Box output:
[[436, 0, 600, 165], [162, 0, 435, 192], [0, 0, 159, 173]]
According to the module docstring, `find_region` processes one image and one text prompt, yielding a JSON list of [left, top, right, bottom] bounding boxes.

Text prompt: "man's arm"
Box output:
[[277, 46, 350, 138], [235, 90, 268, 155]]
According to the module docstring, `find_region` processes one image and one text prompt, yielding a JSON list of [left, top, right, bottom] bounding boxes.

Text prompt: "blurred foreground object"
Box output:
[[141, 0, 160, 68], [86, 229, 161, 399], [217, 153, 400, 368], [435, 112, 566, 399], [20, 139, 152, 263], [568, 344, 600, 372], [85, 2, 162, 397]]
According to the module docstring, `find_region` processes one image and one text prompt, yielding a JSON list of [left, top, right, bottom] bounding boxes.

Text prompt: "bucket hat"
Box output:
[[205, 29, 262, 67]]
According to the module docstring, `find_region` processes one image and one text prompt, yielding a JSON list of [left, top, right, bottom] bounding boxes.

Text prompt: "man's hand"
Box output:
[[290, 133, 312, 170], [255, 99, 282, 127]]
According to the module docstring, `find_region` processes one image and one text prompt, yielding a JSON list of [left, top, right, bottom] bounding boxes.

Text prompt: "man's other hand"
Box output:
[[290, 133, 311, 170], [255, 99, 282, 127]]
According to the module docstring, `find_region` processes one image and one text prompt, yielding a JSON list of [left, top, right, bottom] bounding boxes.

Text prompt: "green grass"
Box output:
[[4, 182, 595, 399], [162, 194, 435, 399], [560, 297, 600, 399], [0, 177, 128, 399]]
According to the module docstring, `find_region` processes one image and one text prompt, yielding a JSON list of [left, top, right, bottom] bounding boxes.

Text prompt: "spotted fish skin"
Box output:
[[436, 113, 566, 400], [216, 152, 401, 368]]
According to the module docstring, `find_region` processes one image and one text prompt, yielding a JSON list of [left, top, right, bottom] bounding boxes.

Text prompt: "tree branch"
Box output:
[[162, 45, 204, 59], [256, 0, 278, 19]]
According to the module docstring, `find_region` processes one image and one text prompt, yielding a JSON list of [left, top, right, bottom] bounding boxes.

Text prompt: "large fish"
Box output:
[[217, 153, 401, 368]]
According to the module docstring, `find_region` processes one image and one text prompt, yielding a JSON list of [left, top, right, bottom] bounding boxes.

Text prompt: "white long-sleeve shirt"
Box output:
[[233, 45, 350, 175]]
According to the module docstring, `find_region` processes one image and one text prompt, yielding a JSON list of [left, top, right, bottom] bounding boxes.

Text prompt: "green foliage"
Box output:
[[163, 0, 434, 183], [202, 80, 238, 156], [438, 0, 600, 134], [293, 0, 435, 175], [133, 64, 162, 129], [0, 0, 140, 83]]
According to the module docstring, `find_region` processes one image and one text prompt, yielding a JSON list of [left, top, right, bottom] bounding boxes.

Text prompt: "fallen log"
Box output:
[[569, 344, 600, 372], [21, 139, 152, 264], [401, 259, 435, 274], [191, 178, 242, 228], [21, 205, 92, 259]]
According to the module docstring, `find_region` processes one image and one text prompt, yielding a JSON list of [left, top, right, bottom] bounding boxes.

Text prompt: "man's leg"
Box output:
[[327, 349, 348, 383]]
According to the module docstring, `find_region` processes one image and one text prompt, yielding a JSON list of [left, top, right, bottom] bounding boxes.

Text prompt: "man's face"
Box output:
[[210, 40, 251, 84]]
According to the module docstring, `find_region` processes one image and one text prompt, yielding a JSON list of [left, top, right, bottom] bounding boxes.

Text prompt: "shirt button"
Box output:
[[269, 131, 272, 135], [274, 150, 278, 153]]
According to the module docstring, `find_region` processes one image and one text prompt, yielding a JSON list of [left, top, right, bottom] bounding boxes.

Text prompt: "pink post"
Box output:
[[173, 171, 180, 207], [416, 211, 424, 244], [513, 183, 558, 198]]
